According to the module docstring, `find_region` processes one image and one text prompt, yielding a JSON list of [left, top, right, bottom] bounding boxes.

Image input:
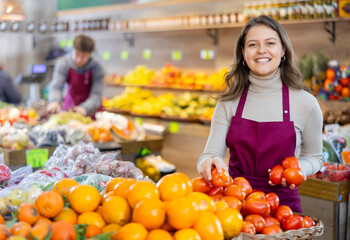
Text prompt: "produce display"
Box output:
[[106, 64, 227, 91], [0, 107, 38, 126], [320, 64, 350, 101]]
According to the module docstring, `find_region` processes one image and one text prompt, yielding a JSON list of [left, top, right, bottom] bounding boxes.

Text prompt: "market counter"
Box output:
[[298, 178, 350, 240]]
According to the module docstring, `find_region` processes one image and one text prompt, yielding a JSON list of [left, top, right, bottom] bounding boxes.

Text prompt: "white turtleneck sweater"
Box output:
[[198, 70, 324, 177]]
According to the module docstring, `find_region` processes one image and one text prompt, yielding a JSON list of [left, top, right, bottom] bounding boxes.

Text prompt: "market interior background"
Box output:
[[1, 1, 350, 239]]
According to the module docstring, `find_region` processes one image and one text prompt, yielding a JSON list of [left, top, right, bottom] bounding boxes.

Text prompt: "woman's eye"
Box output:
[[248, 43, 256, 47], [267, 42, 275, 45]]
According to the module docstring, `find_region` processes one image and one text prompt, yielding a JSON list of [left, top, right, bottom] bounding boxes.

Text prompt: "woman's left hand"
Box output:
[[72, 106, 87, 116], [268, 169, 306, 190]]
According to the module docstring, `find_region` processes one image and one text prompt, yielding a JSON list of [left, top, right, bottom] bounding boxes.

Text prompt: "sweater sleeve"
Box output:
[[298, 97, 324, 176], [197, 101, 231, 173], [48, 58, 69, 103], [78, 62, 105, 116]]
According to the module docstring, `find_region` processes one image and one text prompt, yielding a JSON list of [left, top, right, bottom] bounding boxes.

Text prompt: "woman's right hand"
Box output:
[[47, 101, 61, 114], [198, 156, 228, 183]]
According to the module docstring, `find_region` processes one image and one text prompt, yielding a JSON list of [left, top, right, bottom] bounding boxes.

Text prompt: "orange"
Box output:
[[10, 221, 32, 238], [85, 224, 102, 238], [102, 196, 131, 225], [28, 221, 50, 240], [0, 215, 3, 224], [127, 180, 159, 208], [0, 224, 9, 240], [166, 196, 199, 230], [186, 192, 215, 213], [132, 199, 165, 230], [214, 200, 229, 213], [173, 228, 201, 240], [35, 191, 64, 218], [193, 211, 224, 240], [326, 69, 335, 80], [69, 184, 101, 213], [51, 220, 76, 240], [221, 196, 242, 211], [102, 224, 121, 240], [77, 211, 106, 229], [106, 177, 125, 193], [341, 87, 350, 97], [96, 206, 104, 216], [113, 178, 137, 199], [17, 203, 40, 225], [145, 229, 174, 240], [116, 222, 148, 240], [102, 191, 115, 205], [175, 172, 193, 195], [215, 207, 243, 239], [52, 178, 79, 200], [35, 216, 52, 226], [53, 207, 77, 225], [160, 220, 175, 233], [156, 173, 191, 201]]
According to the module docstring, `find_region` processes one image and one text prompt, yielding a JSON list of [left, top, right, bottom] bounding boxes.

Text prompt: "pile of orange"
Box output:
[[0, 171, 248, 240]]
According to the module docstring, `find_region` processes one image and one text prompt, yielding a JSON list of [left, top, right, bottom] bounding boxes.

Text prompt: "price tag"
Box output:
[[26, 149, 49, 168], [143, 48, 152, 60], [200, 49, 215, 60], [135, 117, 143, 125], [59, 40, 66, 48], [120, 50, 129, 60], [67, 39, 74, 48], [102, 51, 111, 61], [169, 121, 179, 133], [171, 50, 182, 61]]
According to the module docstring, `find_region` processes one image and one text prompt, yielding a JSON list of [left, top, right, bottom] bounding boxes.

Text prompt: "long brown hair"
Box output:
[[220, 15, 307, 101]]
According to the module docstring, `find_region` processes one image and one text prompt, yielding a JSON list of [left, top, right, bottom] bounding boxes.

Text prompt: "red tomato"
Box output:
[[221, 196, 242, 211], [264, 216, 281, 227], [240, 200, 249, 217], [207, 186, 224, 196], [303, 216, 315, 228], [241, 221, 256, 235], [210, 168, 229, 187], [261, 225, 283, 235], [265, 192, 279, 214], [245, 214, 265, 233], [274, 205, 293, 223], [191, 177, 211, 193], [246, 190, 266, 201], [225, 175, 234, 187], [282, 157, 300, 169], [283, 168, 304, 186], [223, 184, 246, 201], [232, 177, 252, 195], [269, 165, 284, 185], [210, 193, 223, 202], [245, 198, 271, 217], [282, 215, 304, 231]]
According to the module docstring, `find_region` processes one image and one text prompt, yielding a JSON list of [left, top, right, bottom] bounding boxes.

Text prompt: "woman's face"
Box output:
[[72, 49, 91, 68], [242, 25, 285, 78]]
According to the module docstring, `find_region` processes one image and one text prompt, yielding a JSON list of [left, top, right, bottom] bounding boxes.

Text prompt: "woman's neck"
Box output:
[[248, 69, 282, 93]]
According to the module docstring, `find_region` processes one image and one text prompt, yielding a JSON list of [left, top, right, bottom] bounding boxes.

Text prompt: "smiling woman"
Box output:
[[197, 15, 324, 214]]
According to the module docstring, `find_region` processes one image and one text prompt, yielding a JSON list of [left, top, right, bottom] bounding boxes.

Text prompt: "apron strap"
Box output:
[[282, 83, 290, 122], [235, 87, 249, 118]]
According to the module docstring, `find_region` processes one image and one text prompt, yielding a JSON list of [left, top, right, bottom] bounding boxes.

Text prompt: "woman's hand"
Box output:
[[72, 106, 87, 116], [198, 156, 228, 183], [47, 101, 61, 114], [268, 169, 307, 190]]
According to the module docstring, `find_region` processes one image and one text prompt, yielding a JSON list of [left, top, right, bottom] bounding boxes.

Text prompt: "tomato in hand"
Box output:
[[264, 216, 281, 227], [245, 214, 265, 233], [241, 221, 256, 235], [282, 214, 304, 231], [303, 216, 315, 228], [269, 165, 284, 185], [223, 184, 246, 201], [261, 225, 283, 235], [265, 192, 279, 214], [282, 157, 300, 169], [245, 198, 271, 217], [283, 168, 304, 186], [232, 177, 252, 195], [191, 177, 211, 193], [211, 168, 229, 187], [274, 205, 293, 223]]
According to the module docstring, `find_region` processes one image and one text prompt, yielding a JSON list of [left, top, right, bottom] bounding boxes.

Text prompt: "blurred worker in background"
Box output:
[[0, 61, 22, 104]]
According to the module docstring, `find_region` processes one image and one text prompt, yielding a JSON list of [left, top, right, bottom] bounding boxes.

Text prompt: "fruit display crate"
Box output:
[[0, 147, 57, 170], [298, 177, 350, 202]]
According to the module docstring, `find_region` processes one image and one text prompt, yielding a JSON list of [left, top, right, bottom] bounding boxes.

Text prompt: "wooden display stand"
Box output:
[[298, 178, 350, 240]]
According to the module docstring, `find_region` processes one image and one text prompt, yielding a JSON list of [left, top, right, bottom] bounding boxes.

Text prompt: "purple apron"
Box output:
[[226, 83, 302, 213], [62, 68, 102, 118]]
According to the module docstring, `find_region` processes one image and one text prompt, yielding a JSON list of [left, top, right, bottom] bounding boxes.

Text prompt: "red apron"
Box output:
[[226, 83, 302, 213], [62, 68, 102, 117]]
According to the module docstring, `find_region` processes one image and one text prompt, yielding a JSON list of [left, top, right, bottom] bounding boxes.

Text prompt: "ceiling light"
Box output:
[[0, 0, 25, 21]]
